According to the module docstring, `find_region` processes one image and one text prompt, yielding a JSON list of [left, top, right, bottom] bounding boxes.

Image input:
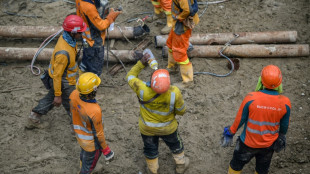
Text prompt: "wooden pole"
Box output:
[[0, 47, 138, 63], [162, 44, 309, 58], [155, 31, 298, 47]]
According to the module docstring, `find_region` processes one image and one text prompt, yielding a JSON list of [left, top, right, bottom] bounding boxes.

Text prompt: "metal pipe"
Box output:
[[0, 26, 143, 39], [155, 31, 298, 47], [162, 44, 309, 58], [0, 47, 138, 63]]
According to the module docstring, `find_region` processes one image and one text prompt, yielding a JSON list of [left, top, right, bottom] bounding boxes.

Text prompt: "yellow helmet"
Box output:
[[76, 72, 101, 94]]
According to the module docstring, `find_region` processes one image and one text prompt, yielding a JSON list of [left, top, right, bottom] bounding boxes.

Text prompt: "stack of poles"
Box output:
[[0, 26, 141, 62], [154, 31, 309, 58]]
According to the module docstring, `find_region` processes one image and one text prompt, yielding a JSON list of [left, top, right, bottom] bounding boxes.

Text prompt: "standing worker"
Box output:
[[126, 53, 189, 174], [70, 72, 114, 174], [166, 0, 199, 86], [221, 65, 291, 174], [146, 0, 173, 34], [76, 0, 121, 76], [26, 15, 86, 129]]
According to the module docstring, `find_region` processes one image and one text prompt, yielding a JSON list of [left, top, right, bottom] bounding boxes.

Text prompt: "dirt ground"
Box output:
[[0, 0, 310, 173]]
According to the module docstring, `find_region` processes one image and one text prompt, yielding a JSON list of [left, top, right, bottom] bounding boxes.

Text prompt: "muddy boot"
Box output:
[[146, 7, 165, 23], [173, 152, 190, 174], [160, 14, 173, 34], [25, 111, 49, 129], [145, 157, 159, 174], [166, 51, 179, 74]]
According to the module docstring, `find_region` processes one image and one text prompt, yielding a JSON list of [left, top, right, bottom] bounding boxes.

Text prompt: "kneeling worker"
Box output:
[[70, 72, 114, 174], [126, 53, 189, 174]]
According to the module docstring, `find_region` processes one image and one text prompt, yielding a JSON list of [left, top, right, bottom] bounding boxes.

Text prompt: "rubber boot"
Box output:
[[166, 51, 178, 74], [146, 7, 165, 23], [254, 171, 258, 174], [25, 111, 49, 129], [173, 152, 189, 174], [160, 14, 173, 34], [146, 157, 159, 174], [179, 63, 194, 84], [228, 166, 241, 174]]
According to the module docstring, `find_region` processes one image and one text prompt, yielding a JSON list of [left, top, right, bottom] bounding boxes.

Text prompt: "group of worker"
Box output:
[[25, 0, 291, 174]]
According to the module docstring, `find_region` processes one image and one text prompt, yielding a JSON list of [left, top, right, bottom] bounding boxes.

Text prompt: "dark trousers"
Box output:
[[79, 46, 105, 76], [141, 130, 184, 159], [32, 78, 74, 119], [80, 148, 102, 174], [230, 138, 274, 174]]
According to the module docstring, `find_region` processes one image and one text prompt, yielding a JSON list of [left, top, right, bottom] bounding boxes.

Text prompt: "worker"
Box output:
[[70, 72, 114, 174], [76, 0, 121, 76], [166, 0, 199, 86], [126, 53, 189, 174], [221, 65, 291, 174], [146, 0, 173, 34], [26, 15, 86, 129]]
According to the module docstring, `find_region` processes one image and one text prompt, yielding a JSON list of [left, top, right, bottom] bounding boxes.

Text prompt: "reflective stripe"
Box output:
[[169, 48, 173, 53], [151, 1, 161, 6], [68, 63, 77, 71], [247, 127, 279, 135], [49, 64, 53, 74], [177, 58, 190, 65], [76, 133, 94, 140], [176, 104, 185, 112], [68, 72, 77, 78], [142, 119, 172, 127], [139, 90, 175, 116], [164, 10, 172, 15], [127, 75, 136, 82], [73, 125, 93, 134], [248, 118, 279, 127]]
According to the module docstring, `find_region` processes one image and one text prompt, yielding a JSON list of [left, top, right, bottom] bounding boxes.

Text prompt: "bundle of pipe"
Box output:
[[155, 31, 297, 47], [162, 45, 309, 58], [0, 47, 139, 63], [0, 25, 149, 39]]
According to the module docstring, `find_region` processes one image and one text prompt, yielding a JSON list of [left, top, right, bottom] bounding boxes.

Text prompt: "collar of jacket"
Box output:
[[259, 89, 279, 95], [146, 81, 151, 87], [81, 97, 97, 103], [63, 31, 76, 47]]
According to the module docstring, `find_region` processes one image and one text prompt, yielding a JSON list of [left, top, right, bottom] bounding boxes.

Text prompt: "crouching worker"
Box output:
[[126, 53, 189, 174], [70, 72, 114, 174], [221, 65, 291, 174], [26, 15, 86, 129]]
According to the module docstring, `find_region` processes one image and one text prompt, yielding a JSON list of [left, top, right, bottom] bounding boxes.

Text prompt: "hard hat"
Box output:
[[76, 72, 101, 94], [261, 65, 282, 89], [62, 15, 87, 33], [151, 69, 170, 94]]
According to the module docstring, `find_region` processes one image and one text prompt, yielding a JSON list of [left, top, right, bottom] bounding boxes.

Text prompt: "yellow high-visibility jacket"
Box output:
[[172, 0, 199, 31], [126, 61, 186, 136], [76, 0, 111, 47], [70, 90, 108, 152], [48, 36, 78, 96]]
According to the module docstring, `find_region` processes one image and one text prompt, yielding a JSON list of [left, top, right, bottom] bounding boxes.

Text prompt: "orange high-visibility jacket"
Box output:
[[126, 61, 186, 136], [70, 90, 108, 152], [48, 35, 78, 96], [230, 89, 291, 148], [150, 0, 172, 15], [76, 0, 111, 47]]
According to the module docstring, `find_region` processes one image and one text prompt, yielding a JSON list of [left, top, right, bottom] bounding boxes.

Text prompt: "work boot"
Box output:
[[160, 25, 172, 35], [173, 152, 189, 174], [146, 13, 165, 23], [167, 51, 178, 74], [25, 111, 49, 129], [146, 157, 159, 174], [160, 14, 173, 35], [179, 63, 194, 83], [228, 166, 241, 174]]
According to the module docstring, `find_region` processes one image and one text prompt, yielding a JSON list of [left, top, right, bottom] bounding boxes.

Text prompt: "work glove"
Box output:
[[140, 52, 150, 67], [221, 126, 234, 147], [106, 8, 121, 24], [101, 146, 114, 161], [273, 133, 286, 153]]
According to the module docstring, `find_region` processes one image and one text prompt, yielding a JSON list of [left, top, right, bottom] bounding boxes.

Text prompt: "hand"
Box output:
[[106, 8, 121, 24], [221, 126, 234, 147], [273, 133, 286, 153], [52, 96, 62, 107], [140, 53, 150, 66], [101, 146, 114, 161]]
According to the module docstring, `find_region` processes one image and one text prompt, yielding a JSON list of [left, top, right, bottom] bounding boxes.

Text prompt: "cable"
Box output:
[[30, 28, 63, 75]]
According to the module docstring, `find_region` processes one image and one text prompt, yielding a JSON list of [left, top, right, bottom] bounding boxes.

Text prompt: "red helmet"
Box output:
[[62, 15, 87, 33], [261, 65, 282, 89], [151, 69, 170, 94]]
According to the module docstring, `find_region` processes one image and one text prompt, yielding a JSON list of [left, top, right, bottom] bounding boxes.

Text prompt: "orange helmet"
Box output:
[[261, 65, 282, 89], [151, 69, 170, 94], [62, 15, 87, 33]]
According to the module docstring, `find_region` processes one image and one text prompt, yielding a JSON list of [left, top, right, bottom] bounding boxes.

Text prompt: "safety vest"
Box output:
[[230, 90, 291, 148], [76, 0, 110, 47], [48, 36, 78, 96], [126, 61, 186, 136], [69, 90, 108, 152]]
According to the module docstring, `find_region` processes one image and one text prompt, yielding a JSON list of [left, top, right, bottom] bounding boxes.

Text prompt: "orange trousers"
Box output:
[[151, 0, 172, 13], [166, 29, 192, 63]]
